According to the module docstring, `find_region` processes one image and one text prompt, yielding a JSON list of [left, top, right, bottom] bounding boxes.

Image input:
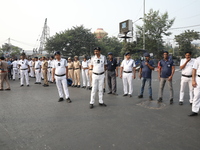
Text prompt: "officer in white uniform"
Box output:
[[47, 56, 54, 83], [120, 52, 136, 97], [34, 57, 42, 84], [52, 51, 71, 103], [189, 56, 200, 116], [179, 52, 195, 105], [28, 58, 34, 78], [11, 58, 19, 81], [18, 53, 30, 87], [81, 56, 89, 88], [90, 47, 107, 109]]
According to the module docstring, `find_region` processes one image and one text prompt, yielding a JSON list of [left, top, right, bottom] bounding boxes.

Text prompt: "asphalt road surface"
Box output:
[[0, 67, 200, 150]]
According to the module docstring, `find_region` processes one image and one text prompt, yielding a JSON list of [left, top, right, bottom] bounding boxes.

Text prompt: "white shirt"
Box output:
[[193, 57, 200, 75], [121, 59, 136, 72], [18, 59, 29, 69], [91, 54, 107, 73], [28, 60, 32, 67], [35, 60, 41, 69], [12, 61, 18, 68], [52, 58, 68, 75], [82, 60, 89, 68], [180, 58, 195, 75]]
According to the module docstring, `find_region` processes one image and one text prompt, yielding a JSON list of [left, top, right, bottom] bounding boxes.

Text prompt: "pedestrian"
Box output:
[[138, 53, 155, 100], [11, 58, 19, 81], [42, 56, 49, 87], [89, 47, 107, 109], [81, 56, 89, 89], [120, 52, 136, 97], [157, 51, 175, 104], [107, 52, 119, 95], [189, 56, 200, 116], [18, 53, 30, 87], [67, 57, 74, 86], [0, 57, 11, 90], [34, 57, 42, 84], [73, 56, 81, 88], [52, 51, 71, 103], [179, 52, 195, 105]]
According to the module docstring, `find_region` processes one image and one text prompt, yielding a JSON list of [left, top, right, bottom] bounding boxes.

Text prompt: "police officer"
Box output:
[[0, 57, 11, 90], [157, 51, 175, 104], [81, 56, 89, 88], [52, 51, 71, 103], [11, 58, 19, 81], [42, 56, 49, 87], [67, 57, 74, 86], [120, 52, 136, 97], [47, 56, 54, 83], [73, 56, 81, 88], [179, 52, 195, 105], [90, 47, 107, 109], [18, 53, 30, 87], [34, 57, 42, 84], [88, 57, 93, 90], [138, 53, 155, 100], [189, 56, 200, 116], [107, 52, 118, 95]]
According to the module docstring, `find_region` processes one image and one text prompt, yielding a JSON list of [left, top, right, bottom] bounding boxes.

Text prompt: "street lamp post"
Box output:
[[143, 0, 145, 50]]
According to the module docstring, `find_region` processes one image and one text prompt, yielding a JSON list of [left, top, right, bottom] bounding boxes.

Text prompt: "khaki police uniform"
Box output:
[[42, 60, 48, 85], [73, 61, 81, 86], [0, 60, 10, 90], [68, 61, 74, 85]]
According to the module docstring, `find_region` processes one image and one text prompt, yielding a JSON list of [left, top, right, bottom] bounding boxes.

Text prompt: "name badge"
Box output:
[[168, 65, 170, 67]]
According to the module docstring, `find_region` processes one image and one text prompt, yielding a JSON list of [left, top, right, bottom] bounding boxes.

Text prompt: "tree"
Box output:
[[45, 25, 97, 57], [175, 30, 200, 56], [136, 9, 175, 58], [0, 43, 22, 58]]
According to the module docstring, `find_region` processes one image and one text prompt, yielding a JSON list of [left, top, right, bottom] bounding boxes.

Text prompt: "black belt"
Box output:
[[93, 72, 104, 75], [75, 68, 80, 70], [35, 68, 40, 69], [89, 69, 93, 70], [123, 71, 132, 73], [21, 68, 28, 70], [68, 68, 73, 70], [198, 75, 200, 77], [55, 74, 66, 77], [108, 70, 115, 71], [182, 74, 192, 78], [48, 67, 51, 68]]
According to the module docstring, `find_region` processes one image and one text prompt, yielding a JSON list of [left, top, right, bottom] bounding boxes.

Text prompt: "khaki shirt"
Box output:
[[0, 61, 8, 72], [73, 61, 80, 69], [42, 60, 48, 70], [68, 62, 74, 69]]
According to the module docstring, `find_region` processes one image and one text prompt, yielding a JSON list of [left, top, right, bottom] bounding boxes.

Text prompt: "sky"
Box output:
[[0, 0, 200, 51]]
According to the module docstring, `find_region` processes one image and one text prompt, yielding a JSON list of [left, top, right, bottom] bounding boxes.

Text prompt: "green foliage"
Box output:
[[136, 9, 175, 58], [175, 30, 200, 56], [0, 43, 22, 57]]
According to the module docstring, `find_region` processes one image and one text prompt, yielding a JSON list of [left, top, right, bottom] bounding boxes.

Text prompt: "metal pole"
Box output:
[[143, 0, 145, 50]]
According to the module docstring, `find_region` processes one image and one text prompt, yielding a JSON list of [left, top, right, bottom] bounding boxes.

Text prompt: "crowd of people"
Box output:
[[0, 47, 200, 116]]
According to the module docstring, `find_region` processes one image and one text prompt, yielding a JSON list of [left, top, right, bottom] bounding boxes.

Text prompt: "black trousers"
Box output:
[[107, 71, 117, 93]]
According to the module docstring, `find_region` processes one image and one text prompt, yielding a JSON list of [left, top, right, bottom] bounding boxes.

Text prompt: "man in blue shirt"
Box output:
[[138, 53, 155, 100], [157, 51, 175, 104]]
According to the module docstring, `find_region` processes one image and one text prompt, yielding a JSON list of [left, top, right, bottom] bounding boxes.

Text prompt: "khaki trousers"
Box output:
[[42, 70, 48, 85], [68, 70, 74, 85], [0, 72, 10, 89], [74, 69, 80, 85]]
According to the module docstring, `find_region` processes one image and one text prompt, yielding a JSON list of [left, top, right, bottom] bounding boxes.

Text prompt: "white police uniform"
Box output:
[[121, 59, 136, 95], [35, 60, 41, 83], [28, 60, 34, 77], [81, 60, 89, 87], [18, 59, 29, 85], [12, 60, 19, 80], [52, 58, 69, 99], [179, 58, 195, 103], [192, 57, 200, 113], [40, 60, 44, 79], [90, 54, 107, 104]]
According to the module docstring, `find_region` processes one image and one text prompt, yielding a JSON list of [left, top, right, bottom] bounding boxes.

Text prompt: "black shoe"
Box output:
[[138, 95, 143, 98], [43, 84, 49, 87], [0, 89, 4, 91], [66, 98, 71, 103], [179, 102, 183, 105], [99, 103, 107, 107], [123, 94, 128, 96], [74, 85, 77, 87], [38, 82, 41, 84], [90, 104, 94, 109], [149, 96, 153, 101], [89, 87, 92, 90], [19, 78, 20, 80], [58, 98, 64, 102], [27, 85, 29, 87], [107, 92, 112, 94], [86, 86, 90, 90], [35, 82, 38, 84], [5, 88, 11, 90], [103, 88, 106, 93], [81, 86, 86, 88], [112, 93, 118, 96], [77, 85, 80, 88], [20, 84, 24, 87], [189, 112, 198, 116], [157, 97, 162, 102], [13, 79, 15, 81], [129, 94, 132, 97], [190, 103, 193, 106], [170, 98, 173, 104]]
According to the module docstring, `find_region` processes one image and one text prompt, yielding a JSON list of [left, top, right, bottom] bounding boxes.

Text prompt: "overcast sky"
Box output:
[[0, 0, 200, 50]]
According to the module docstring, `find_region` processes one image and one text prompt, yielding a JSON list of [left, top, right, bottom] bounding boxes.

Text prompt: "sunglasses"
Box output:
[[97, 60, 100, 64], [22, 62, 24, 64], [58, 63, 60, 66]]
